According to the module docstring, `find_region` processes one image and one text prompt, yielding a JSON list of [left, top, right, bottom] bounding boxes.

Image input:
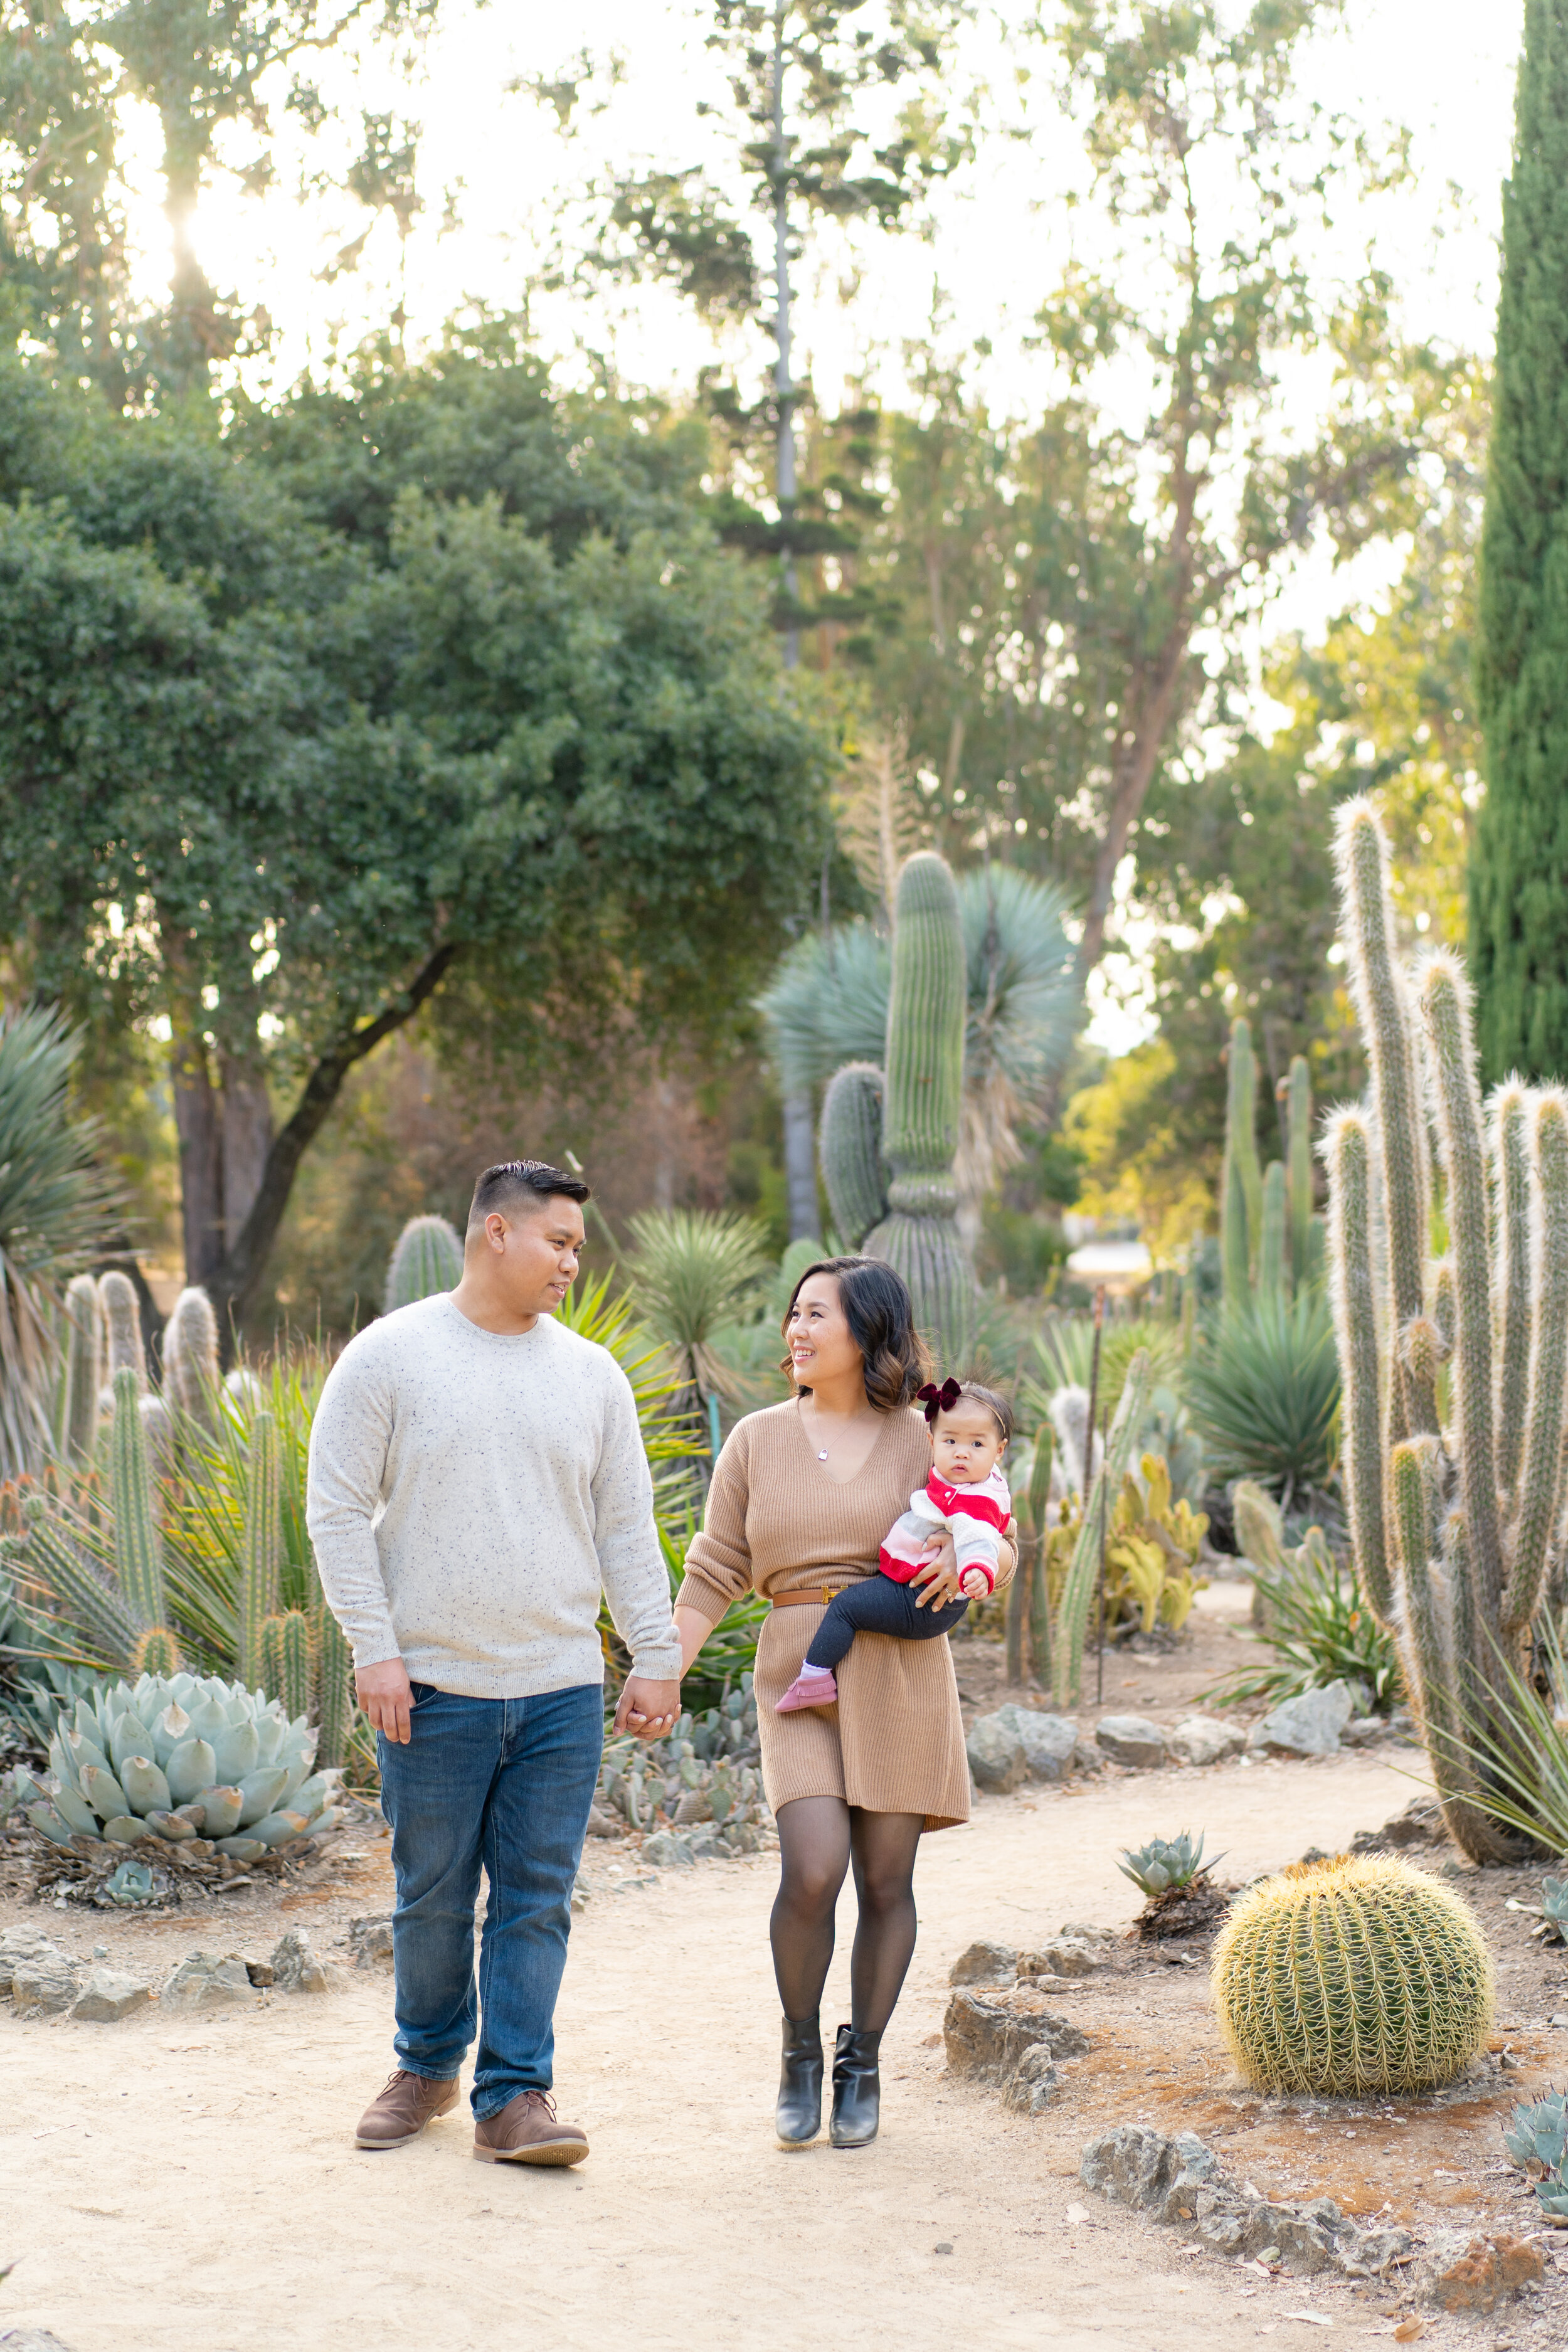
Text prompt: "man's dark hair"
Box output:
[[780, 1254, 931, 1411], [467, 1158, 591, 1236]]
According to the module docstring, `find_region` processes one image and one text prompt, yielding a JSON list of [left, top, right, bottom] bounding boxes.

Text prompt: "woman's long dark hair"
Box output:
[[781, 1256, 931, 1412]]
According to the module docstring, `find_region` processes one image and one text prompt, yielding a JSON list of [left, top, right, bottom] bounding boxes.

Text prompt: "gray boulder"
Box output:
[[11, 1951, 82, 2016], [160, 1951, 255, 2012], [1167, 1715, 1245, 1767], [992, 1707, 1080, 1782], [1001, 2045, 1061, 2114], [1019, 1936, 1104, 1979], [349, 1915, 394, 1970], [0, 1927, 68, 1998], [0, 2330, 80, 2351], [948, 1939, 1017, 1986], [943, 1989, 1088, 2083], [641, 1830, 696, 1868], [271, 1927, 329, 1994], [966, 1712, 1027, 1794], [1094, 1714, 1168, 1768], [68, 1965, 152, 2023], [1248, 1678, 1353, 1757]]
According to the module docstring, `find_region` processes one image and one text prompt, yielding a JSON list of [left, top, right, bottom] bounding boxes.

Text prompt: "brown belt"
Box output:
[[770, 1584, 852, 1608]]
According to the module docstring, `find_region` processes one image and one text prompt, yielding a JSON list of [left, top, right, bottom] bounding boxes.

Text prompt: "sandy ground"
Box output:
[[10, 1724, 1564, 2352]]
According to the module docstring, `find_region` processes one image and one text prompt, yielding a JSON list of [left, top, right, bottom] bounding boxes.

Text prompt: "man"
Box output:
[[307, 1158, 682, 2166]]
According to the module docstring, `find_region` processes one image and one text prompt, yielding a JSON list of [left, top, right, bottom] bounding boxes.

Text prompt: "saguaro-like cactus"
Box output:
[[239, 1410, 282, 1688], [1221, 1017, 1263, 1298], [109, 1366, 166, 1630], [162, 1286, 220, 1428], [819, 1063, 887, 1249], [1327, 797, 1568, 1862], [311, 1579, 355, 1771], [384, 1214, 464, 1311], [60, 1273, 103, 1461], [862, 856, 975, 1364]]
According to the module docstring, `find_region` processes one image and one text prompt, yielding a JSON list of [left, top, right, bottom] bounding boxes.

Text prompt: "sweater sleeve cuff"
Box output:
[[674, 1571, 733, 1626], [630, 1631, 684, 1682]]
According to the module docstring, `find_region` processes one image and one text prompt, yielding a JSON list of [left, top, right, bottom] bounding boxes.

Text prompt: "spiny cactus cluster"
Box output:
[[1326, 797, 1568, 1862], [596, 1682, 770, 1849], [1221, 1019, 1320, 1305], [384, 1214, 464, 1312], [1503, 2087, 1568, 2218], [819, 852, 975, 1368], [1106, 1455, 1209, 1636], [15, 1672, 338, 1863], [1211, 1853, 1494, 2094]]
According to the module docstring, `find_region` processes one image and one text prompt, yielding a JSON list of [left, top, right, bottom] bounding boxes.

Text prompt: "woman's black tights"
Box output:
[[770, 1796, 924, 2030]]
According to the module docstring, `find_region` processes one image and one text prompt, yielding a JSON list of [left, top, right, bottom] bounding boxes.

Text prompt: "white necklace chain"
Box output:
[[802, 1396, 874, 1464]]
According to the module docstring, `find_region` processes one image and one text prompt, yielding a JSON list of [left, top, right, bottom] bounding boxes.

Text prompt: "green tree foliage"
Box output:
[[1471, 0, 1568, 1085], [0, 339, 840, 1330]]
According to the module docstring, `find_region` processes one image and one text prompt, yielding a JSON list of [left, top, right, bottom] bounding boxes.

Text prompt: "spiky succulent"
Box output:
[[16, 1671, 339, 1863], [1501, 2087, 1568, 2216], [1118, 1830, 1210, 1897], [1542, 1875, 1568, 1942]]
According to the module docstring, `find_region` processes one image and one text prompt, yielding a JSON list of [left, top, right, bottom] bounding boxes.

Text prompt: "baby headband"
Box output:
[[917, 1377, 963, 1426]]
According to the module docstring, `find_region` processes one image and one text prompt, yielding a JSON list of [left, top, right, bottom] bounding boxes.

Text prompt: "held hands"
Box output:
[[613, 1676, 681, 1741], [356, 1656, 415, 1744]]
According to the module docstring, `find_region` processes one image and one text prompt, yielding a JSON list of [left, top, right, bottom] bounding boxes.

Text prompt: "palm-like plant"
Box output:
[[0, 1007, 120, 1478], [1183, 1288, 1339, 1510], [622, 1210, 774, 1400], [756, 869, 1079, 1236]]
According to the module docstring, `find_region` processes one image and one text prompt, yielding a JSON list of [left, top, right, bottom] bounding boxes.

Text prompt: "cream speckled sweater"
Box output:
[[306, 1295, 682, 1698]]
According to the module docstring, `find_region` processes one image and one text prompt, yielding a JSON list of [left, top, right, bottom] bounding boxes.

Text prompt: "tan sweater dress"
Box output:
[[677, 1399, 1014, 1831]]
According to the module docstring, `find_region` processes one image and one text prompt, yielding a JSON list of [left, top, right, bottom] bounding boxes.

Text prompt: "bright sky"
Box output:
[[110, 0, 1526, 1050]]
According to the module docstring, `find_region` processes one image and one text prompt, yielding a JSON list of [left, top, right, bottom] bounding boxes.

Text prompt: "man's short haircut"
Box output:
[[467, 1158, 591, 1236]]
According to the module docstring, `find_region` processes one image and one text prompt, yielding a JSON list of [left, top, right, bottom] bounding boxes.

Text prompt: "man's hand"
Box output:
[[911, 1531, 964, 1606], [613, 1676, 681, 1740], [356, 1657, 414, 1744]]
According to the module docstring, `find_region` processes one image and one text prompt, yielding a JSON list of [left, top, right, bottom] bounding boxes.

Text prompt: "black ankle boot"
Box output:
[[776, 2012, 824, 2148], [829, 2023, 882, 2148]]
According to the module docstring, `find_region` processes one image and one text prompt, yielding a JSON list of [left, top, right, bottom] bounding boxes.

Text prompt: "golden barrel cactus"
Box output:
[[1211, 1853, 1494, 2095]]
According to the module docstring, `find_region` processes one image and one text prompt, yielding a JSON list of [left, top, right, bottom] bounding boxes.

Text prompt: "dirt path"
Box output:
[[12, 1744, 1544, 2352]]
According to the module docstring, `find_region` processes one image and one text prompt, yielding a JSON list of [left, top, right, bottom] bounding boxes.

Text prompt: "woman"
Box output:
[[674, 1255, 1017, 2151]]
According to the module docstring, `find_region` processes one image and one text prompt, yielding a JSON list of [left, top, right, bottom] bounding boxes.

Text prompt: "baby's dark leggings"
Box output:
[[805, 1572, 970, 1671]]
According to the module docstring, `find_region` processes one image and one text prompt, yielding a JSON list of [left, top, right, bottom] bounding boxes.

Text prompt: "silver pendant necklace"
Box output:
[[804, 1401, 829, 1461]]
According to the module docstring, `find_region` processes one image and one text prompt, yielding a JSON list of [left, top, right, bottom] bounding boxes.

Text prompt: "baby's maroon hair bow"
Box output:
[[917, 1376, 963, 1426]]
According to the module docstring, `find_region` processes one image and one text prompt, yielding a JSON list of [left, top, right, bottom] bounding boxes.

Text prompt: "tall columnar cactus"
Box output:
[[1221, 1017, 1263, 1298], [1327, 796, 1568, 1862], [1286, 1054, 1316, 1289], [60, 1273, 103, 1461], [238, 1410, 282, 1687], [98, 1269, 145, 1392], [820, 1062, 888, 1249], [1212, 1853, 1494, 2094], [109, 1366, 167, 1632], [1052, 1347, 1153, 1705], [384, 1214, 464, 1311], [162, 1286, 220, 1428], [825, 854, 975, 1365], [311, 1580, 354, 1771]]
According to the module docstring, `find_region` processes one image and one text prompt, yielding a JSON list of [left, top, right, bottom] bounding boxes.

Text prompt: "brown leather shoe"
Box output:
[[354, 2069, 460, 2149], [473, 2089, 589, 2166]]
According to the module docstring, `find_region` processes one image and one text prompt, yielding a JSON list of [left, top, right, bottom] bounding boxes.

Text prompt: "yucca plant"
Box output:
[[1202, 1530, 1402, 1712], [0, 1007, 120, 1478], [557, 1269, 708, 1513], [622, 1210, 774, 1402], [1182, 1286, 1339, 1509]]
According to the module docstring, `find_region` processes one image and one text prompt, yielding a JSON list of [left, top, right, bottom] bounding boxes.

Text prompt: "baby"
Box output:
[[775, 1377, 1013, 1713]]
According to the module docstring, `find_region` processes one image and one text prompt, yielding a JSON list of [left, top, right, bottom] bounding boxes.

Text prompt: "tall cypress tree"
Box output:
[[1473, 0, 1568, 1083]]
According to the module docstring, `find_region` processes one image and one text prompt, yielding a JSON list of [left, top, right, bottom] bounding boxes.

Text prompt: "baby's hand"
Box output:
[[960, 1568, 989, 1599]]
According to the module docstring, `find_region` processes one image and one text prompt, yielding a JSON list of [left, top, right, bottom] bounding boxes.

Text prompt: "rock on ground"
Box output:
[[948, 1939, 1017, 1986], [1423, 2231, 1545, 2313], [0, 2329, 79, 2350], [1094, 1715, 1168, 1768], [992, 1707, 1080, 1781], [1019, 1935, 1105, 1979], [1167, 1716, 1245, 1767], [271, 1927, 329, 1994], [965, 1714, 1027, 1794], [943, 1989, 1089, 2085], [11, 1951, 82, 2017], [349, 1916, 394, 1971], [1079, 2124, 1412, 2280], [0, 1927, 68, 1996], [1247, 1679, 1354, 1757], [160, 1952, 255, 2012], [68, 1966, 152, 2023]]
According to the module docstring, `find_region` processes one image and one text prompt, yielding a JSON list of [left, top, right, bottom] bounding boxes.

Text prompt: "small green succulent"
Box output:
[[103, 1858, 156, 1906], [1541, 1876, 1568, 1942], [1117, 1830, 1215, 1897]]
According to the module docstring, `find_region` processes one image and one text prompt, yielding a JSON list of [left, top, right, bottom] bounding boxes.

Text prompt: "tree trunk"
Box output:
[[771, 2, 799, 672], [783, 1088, 818, 1239], [170, 1020, 223, 1290], [220, 1049, 273, 1244]]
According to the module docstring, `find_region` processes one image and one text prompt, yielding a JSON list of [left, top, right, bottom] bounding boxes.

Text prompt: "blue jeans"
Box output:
[[376, 1680, 603, 2119]]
